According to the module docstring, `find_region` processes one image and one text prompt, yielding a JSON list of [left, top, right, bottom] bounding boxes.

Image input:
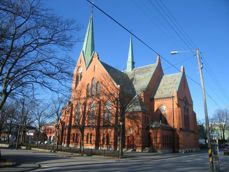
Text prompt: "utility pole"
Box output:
[[196, 48, 215, 172], [171, 48, 219, 171]]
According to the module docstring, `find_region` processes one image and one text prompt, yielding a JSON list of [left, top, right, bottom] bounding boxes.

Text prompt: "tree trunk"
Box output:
[[80, 130, 84, 155], [223, 129, 225, 141], [0, 93, 7, 112], [16, 125, 21, 149]]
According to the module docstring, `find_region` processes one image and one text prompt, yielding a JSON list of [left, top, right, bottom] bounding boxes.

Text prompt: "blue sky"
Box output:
[[44, 0, 229, 121]]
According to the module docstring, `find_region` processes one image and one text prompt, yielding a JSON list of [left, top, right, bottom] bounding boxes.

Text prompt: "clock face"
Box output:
[[78, 67, 82, 73]]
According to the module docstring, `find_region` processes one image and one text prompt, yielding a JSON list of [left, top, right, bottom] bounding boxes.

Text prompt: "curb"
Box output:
[[22, 164, 41, 172], [31, 148, 51, 152], [0, 161, 16, 167]]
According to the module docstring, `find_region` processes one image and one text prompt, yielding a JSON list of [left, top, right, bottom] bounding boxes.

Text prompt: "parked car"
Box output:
[[224, 146, 229, 155]]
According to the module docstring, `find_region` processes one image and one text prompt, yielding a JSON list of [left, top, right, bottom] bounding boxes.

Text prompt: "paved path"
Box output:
[[1, 148, 229, 172]]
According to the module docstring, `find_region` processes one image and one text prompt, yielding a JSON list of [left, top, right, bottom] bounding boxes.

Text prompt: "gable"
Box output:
[[177, 73, 193, 104], [153, 73, 182, 99]]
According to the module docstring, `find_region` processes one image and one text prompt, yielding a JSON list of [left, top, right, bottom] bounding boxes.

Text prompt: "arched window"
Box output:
[[183, 98, 190, 129], [90, 133, 93, 144], [78, 67, 82, 81], [87, 84, 90, 97], [96, 82, 100, 96], [106, 134, 110, 145], [75, 102, 80, 124], [102, 134, 105, 145], [75, 133, 79, 143], [103, 101, 112, 126], [86, 133, 89, 144], [88, 103, 95, 126], [91, 78, 96, 96], [75, 67, 82, 88], [75, 76, 79, 89]]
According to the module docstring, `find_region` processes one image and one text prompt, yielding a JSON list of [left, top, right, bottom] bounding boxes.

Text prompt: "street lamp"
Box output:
[[171, 48, 216, 172]]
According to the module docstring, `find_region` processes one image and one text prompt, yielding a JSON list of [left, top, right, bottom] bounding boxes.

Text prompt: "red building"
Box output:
[[60, 16, 199, 152], [42, 122, 56, 143]]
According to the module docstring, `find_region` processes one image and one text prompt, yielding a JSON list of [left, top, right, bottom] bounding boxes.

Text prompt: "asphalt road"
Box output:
[[1, 148, 229, 172]]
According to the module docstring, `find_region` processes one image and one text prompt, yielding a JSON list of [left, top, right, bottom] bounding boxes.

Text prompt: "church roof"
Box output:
[[126, 64, 157, 93], [82, 16, 94, 68], [154, 73, 182, 99], [100, 61, 136, 97], [126, 95, 147, 112]]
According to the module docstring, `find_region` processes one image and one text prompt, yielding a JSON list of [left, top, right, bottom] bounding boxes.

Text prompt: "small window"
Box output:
[[90, 133, 93, 144], [96, 82, 100, 96], [102, 134, 105, 145], [91, 78, 96, 96], [75, 76, 79, 88], [75, 67, 82, 88], [87, 84, 90, 96], [86, 133, 89, 144]]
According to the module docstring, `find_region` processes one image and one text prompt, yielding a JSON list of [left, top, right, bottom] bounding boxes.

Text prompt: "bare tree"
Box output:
[[15, 96, 34, 148], [71, 85, 90, 154], [50, 95, 68, 150], [0, 100, 17, 142], [211, 109, 229, 140], [33, 102, 49, 146], [0, 0, 80, 112]]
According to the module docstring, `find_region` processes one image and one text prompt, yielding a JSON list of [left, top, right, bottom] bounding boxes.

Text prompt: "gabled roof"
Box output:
[[126, 95, 147, 112], [154, 72, 182, 99], [100, 61, 136, 97], [82, 16, 94, 68], [126, 64, 157, 93]]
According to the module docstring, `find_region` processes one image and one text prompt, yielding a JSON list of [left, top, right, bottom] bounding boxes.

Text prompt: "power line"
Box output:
[[152, 0, 226, 107], [156, 0, 198, 49], [86, 0, 220, 107], [201, 56, 229, 105], [148, 0, 194, 51]]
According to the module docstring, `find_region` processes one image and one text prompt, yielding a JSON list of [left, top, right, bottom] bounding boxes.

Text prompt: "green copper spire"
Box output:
[[126, 36, 135, 72], [82, 16, 94, 68]]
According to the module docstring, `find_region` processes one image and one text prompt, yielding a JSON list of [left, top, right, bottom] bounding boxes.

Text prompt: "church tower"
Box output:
[[82, 15, 95, 68], [126, 36, 135, 72]]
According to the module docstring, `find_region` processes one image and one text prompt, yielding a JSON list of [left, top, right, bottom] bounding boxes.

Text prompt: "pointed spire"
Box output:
[[181, 65, 185, 73], [82, 15, 95, 68], [126, 36, 135, 72], [156, 55, 161, 65]]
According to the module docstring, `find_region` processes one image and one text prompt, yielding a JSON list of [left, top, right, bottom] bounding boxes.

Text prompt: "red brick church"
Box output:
[[59, 16, 199, 152]]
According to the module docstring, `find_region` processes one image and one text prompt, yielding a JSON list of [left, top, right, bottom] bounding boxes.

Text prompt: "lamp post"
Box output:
[[171, 48, 216, 172]]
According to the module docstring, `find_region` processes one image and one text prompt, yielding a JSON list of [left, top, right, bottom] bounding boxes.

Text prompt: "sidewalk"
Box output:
[[0, 163, 40, 172], [0, 148, 40, 172]]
